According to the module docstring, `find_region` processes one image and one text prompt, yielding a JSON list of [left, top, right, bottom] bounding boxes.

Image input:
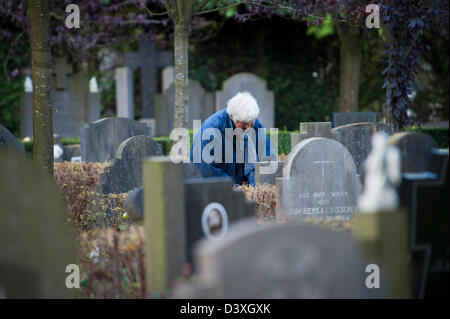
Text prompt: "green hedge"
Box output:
[[20, 127, 448, 157]]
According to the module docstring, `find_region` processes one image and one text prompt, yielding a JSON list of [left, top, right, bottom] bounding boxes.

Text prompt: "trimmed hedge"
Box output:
[[21, 127, 448, 157]]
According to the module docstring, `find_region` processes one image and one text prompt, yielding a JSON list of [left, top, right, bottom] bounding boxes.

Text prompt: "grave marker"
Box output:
[[175, 218, 367, 298], [216, 73, 275, 129], [81, 117, 152, 162], [0, 149, 77, 298], [124, 37, 173, 118], [276, 138, 362, 222], [99, 135, 163, 194], [332, 112, 376, 128], [0, 124, 25, 153], [143, 157, 255, 292]]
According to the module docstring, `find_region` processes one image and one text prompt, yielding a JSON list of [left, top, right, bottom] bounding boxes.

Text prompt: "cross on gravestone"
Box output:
[[174, 218, 368, 298], [124, 37, 173, 118], [313, 153, 334, 185], [142, 157, 255, 292], [400, 149, 449, 298], [52, 57, 73, 90], [276, 138, 362, 222], [0, 149, 77, 298]]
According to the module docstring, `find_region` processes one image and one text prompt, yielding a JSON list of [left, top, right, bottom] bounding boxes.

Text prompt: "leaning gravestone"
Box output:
[[155, 80, 215, 136], [174, 218, 367, 298], [0, 149, 77, 298], [143, 157, 255, 292], [81, 117, 152, 162], [400, 149, 449, 298], [216, 73, 275, 129], [276, 138, 362, 222], [0, 124, 25, 153], [99, 135, 163, 194], [332, 112, 376, 128], [389, 131, 437, 173]]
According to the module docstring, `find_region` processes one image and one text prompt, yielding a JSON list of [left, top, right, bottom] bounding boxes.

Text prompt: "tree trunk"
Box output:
[[337, 24, 362, 112], [173, 20, 190, 129], [29, 0, 53, 175]]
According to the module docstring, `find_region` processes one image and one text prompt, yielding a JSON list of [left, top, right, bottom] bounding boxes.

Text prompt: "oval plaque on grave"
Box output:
[[201, 202, 229, 241]]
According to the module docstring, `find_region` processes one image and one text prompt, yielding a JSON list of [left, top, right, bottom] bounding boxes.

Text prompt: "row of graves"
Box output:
[[19, 36, 383, 148], [1, 112, 447, 298]]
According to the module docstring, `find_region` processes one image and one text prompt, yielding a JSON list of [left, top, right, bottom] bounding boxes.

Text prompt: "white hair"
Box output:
[[226, 91, 259, 123]]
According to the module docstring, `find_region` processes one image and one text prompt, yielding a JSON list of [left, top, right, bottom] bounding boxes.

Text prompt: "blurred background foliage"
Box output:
[[0, 7, 448, 136]]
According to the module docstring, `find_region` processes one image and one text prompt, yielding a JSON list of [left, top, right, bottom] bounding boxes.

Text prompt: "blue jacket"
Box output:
[[190, 109, 276, 186]]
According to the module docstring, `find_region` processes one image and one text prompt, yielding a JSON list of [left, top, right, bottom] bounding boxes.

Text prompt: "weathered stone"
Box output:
[[143, 157, 255, 292], [99, 135, 163, 194], [115, 66, 134, 119], [290, 122, 338, 148], [255, 161, 284, 185], [81, 117, 152, 162], [0, 149, 77, 298], [175, 218, 366, 298], [389, 131, 437, 173], [276, 138, 362, 221], [216, 73, 275, 129]]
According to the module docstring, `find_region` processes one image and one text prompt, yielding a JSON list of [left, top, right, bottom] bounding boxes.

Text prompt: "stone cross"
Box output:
[[124, 37, 173, 118], [52, 57, 73, 90], [290, 122, 339, 149]]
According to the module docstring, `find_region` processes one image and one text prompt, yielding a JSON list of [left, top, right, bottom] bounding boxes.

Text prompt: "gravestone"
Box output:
[[124, 36, 173, 118], [290, 122, 339, 148], [81, 117, 152, 162], [20, 76, 34, 138], [255, 161, 284, 185], [332, 123, 377, 175], [389, 131, 437, 173], [216, 73, 275, 129], [276, 138, 362, 222], [0, 149, 77, 298], [0, 124, 25, 153], [162, 66, 174, 92], [175, 218, 366, 298], [332, 112, 376, 128], [99, 135, 163, 194], [124, 163, 202, 221], [115, 67, 134, 119], [400, 149, 449, 298], [143, 157, 255, 292], [85, 77, 101, 123], [155, 80, 215, 136]]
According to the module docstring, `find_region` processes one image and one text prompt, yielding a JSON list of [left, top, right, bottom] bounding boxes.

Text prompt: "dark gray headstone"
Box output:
[[0, 124, 25, 153], [0, 149, 77, 298], [175, 218, 367, 298], [81, 117, 152, 162], [332, 123, 377, 175], [400, 149, 449, 298], [276, 138, 362, 222], [124, 187, 144, 221], [255, 161, 284, 185], [99, 135, 163, 194], [143, 158, 255, 292], [332, 112, 376, 128], [389, 131, 438, 173], [124, 36, 173, 118]]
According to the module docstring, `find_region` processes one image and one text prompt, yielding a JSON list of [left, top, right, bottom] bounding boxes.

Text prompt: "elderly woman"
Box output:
[[190, 91, 276, 186]]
